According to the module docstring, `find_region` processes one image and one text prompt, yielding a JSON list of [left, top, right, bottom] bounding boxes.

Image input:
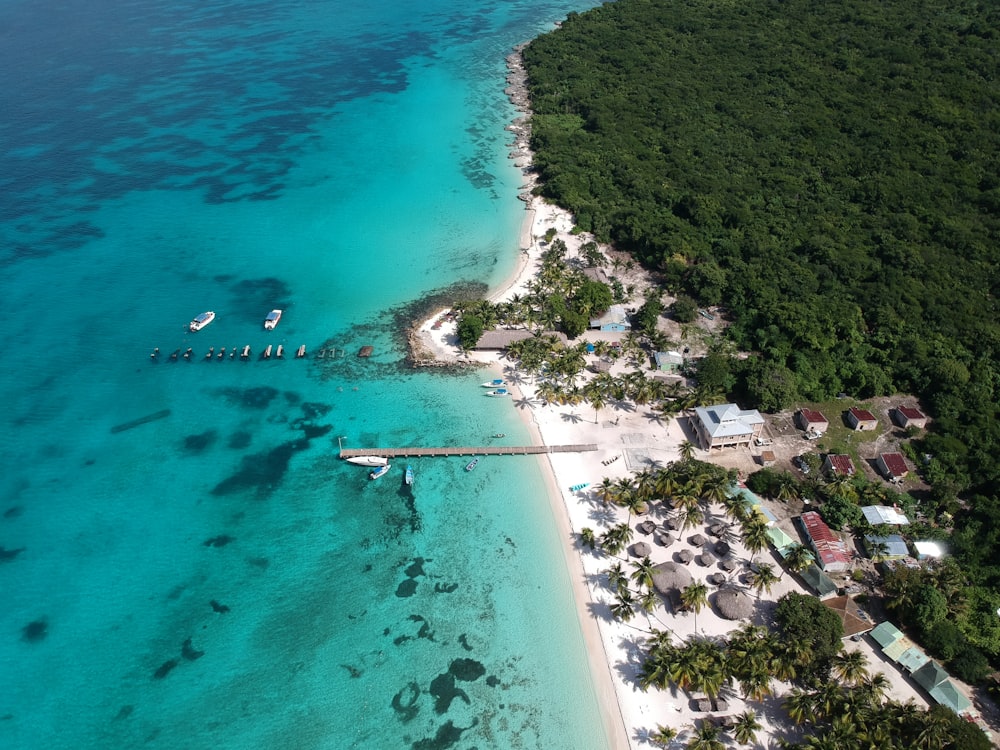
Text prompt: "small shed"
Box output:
[[796, 408, 829, 435], [759, 450, 776, 467], [865, 534, 909, 560], [846, 407, 878, 431], [891, 405, 928, 429], [654, 350, 684, 373], [862, 505, 909, 526], [914, 540, 948, 560], [589, 304, 631, 332], [876, 453, 910, 480]]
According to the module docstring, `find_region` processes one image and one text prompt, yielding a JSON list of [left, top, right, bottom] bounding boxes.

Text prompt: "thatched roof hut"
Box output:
[[655, 531, 676, 547], [696, 552, 715, 567], [714, 587, 754, 620], [663, 517, 680, 531], [696, 699, 713, 712], [715, 541, 731, 557], [630, 541, 652, 558], [707, 572, 727, 586], [676, 548, 694, 565], [708, 522, 729, 537], [690, 533, 706, 547], [636, 520, 657, 535], [652, 561, 692, 596], [719, 558, 738, 572]]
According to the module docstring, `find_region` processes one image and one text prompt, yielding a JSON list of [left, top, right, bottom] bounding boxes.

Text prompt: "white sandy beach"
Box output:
[[415, 196, 928, 748]]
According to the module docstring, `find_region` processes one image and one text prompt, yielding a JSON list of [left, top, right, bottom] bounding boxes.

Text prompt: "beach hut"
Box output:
[[663, 517, 680, 531], [707, 572, 727, 586], [690, 533, 706, 547], [695, 699, 713, 713], [715, 541, 731, 557], [676, 549, 695, 565], [652, 561, 693, 597], [714, 588, 754, 620], [707, 522, 729, 538], [719, 559, 738, 572], [630, 542, 652, 558], [636, 520, 657, 535], [696, 552, 715, 567], [655, 532, 676, 548]]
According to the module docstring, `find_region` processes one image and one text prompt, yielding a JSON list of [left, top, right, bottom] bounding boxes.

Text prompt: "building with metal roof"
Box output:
[[799, 511, 851, 572], [913, 661, 972, 715], [692, 403, 765, 450], [865, 534, 910, 560], [861, 505, 909, 526]]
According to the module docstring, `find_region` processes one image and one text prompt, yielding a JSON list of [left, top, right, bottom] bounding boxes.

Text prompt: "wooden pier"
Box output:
[[339, 444, 597, 459]]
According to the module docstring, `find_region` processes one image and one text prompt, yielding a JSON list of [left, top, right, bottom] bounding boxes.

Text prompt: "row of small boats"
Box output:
[[482, 379, 510, 397], [189, 309, 282, 332]]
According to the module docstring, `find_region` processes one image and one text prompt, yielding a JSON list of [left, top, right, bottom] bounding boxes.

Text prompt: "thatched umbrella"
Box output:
[[655, 531, 676, 547], [707, 522, 728, 537], [676, 548, 695, 565], [713, 699, 729, 712], [719, 558, 738, 572], [630, 541, 652, 558], [663, 517, 680, 531], [696, 551, 716, 566], [651, 561, 692, 596], [696, 699, 713, 712], [690, 533, 706, 547], [715, 541, 731, 557], [714, 587, 754, 620], [707, 572, 726, 586], [636, 520, 657, 535]]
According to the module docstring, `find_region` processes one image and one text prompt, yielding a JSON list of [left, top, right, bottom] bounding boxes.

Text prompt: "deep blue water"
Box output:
[[0, 0, 611, 747]]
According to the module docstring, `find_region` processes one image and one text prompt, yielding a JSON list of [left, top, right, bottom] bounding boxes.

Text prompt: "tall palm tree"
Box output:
[[747, 562, 780, 600], [606, 561, 628, 594], [686, 720, 725, 750], [580, 527, 597, 550], [650, 725, 678, 748], [678, 439, 697, 462], [584, 380, 608, 424], [782, 543, 816, 575], [610, 588, 636, 622], [859, 672, 891, 706], [679, 504, 704, 532], [784, 688, 817, 725], [732, 710, 763, 746], [631, 556, 657, 591], [595, 477, 618, 506], [680, 582, 709, 633], [700, 474, 730, 509], [832, 649, 869, 685], [740, 516, 771, 563]]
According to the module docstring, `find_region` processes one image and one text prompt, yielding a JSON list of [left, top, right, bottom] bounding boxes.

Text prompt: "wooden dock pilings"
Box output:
[[339, 444, 598, 459]]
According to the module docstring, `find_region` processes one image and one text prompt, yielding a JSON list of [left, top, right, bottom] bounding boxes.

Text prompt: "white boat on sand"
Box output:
[[345, 456, 388, 467], [264, 309, 282, 330], [189, 311, 215, 332]]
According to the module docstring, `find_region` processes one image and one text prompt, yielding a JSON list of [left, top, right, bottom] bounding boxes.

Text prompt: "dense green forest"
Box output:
[[522, 0, 1000, 680]]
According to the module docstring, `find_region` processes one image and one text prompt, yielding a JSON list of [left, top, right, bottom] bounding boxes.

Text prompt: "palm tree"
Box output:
[[732, 710, 763, 746], [584, 380, 608, 424], [859, 672, 891, 706], [782, 543, 815, 575], [719, 492, 749, 523], [595, 477, 618, 506], [678, 439, 697, 462], [631, 556, 657, 590], [747, 562, 780, 600], [740, 515, 771, 563], [686, 720, 725, 750], [606, 561, 628, 594], [784, 688, 817, 725], [700, 474, 730, 509], [580, 527, 597, 550], [650, 725, 678, 748], [680, 582, 709, 632], [679, 504, 704, 532], [610, 588, 636, 622], [832, 649, 869, 685]]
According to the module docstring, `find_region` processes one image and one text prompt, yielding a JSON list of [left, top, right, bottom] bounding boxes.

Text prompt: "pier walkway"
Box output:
[[339, 444, 597, 459]]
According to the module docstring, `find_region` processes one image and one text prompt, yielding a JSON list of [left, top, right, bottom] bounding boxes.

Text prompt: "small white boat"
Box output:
[[485, 388, 510, 397], [481, 379, 505, 388], [264, 309, 282, 330], [346, 456, 388, 467], [405, 465, 414, 486], [369, 464, 391, 480], [189, 311, 215, 331], [465, 458, 479, 472]]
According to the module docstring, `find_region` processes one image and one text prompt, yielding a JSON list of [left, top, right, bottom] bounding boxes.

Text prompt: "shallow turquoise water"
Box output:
[[0, 0, 611, 747]]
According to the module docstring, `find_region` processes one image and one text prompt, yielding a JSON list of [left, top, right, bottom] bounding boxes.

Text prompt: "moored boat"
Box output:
[[481, 379, 505, 387], [405, 465, 414, 485], [465, 458, 479, 472], [485, 388, 510, 397], [369, 464, 391, 480], [345, 455, 388, 467], [189, 311, 215, 332], [264, 309, 282, 330]]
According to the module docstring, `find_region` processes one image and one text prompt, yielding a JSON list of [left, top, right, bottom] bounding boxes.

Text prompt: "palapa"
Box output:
[[690, 533, 706, 547], [676, 548, 695, 565], [696, 552, 715, 567], [663, 517, 680, 531], [651, 561, 693, 595], [713, 698, 729, 712], [714, 587, 754, 620], [630, 541, 652, 558], [655, 531, 676, 547], [719, 559, 738, 572], [715, 541, 731, 557], [707, 572, 726, 586], [696, 699, 713, 712], [636, 520, 657, 535], [707, 522, 728, 537]]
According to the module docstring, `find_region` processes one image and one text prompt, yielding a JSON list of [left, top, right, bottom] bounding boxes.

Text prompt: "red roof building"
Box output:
[[877, 452, 910, 480], [800, 511, 852, 572], [823, 454, 856, 476], [796, 408, 829, 434], [891, 406, 927, 429], [846, 407, 878, 431]]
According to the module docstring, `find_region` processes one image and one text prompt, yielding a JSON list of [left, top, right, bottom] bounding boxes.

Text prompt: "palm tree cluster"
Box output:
[[604, 556, 660, 623]]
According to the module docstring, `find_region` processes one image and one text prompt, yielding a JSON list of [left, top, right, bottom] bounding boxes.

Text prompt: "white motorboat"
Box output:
[[485, 388, 510, 397], [465, 458, 479, 472], [345, 456, 388, 467], [189, 311, 215, 332], [481, 379, 505, 387], [405, 465, 414, 485], [264, 309, 282, 330], [369, 464, 391, 480]]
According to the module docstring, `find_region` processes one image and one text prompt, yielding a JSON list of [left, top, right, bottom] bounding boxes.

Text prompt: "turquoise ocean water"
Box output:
[[0, 0, 612, 748]]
